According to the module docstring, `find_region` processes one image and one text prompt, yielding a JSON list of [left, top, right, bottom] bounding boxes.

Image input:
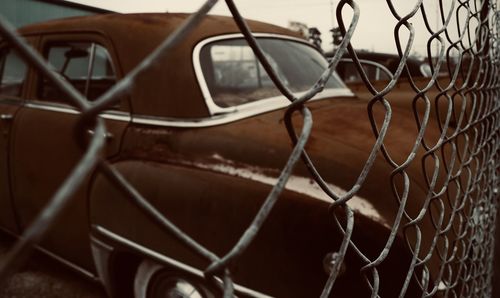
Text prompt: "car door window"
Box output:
[[39, 42, 116, 103], [0, 48, 27, 97]]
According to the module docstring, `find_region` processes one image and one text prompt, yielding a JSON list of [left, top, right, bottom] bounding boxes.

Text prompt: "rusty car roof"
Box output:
[[19, 13, 303, 118], [18, 13, 300, 38]]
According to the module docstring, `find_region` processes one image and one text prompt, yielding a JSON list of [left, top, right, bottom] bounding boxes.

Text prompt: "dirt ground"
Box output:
[[0, 235, 106, 298]]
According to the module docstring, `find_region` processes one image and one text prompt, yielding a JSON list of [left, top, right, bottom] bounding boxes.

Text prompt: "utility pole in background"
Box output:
[[330, 0, 343, 49]]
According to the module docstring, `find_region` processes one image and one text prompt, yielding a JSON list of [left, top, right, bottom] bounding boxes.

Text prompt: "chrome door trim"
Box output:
[[24, 101, 131, 122], [0, 226, 98, 281], [22, 91, 354, 129], [131, 88, 353, 128], [37, 245, 98, 281]]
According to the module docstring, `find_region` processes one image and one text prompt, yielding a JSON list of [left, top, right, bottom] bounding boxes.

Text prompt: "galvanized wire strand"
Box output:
[[366, 0, 495, 297], [320, 206, 354, 298], [97, 161, 220, 263], [223, 0, 297, 102], [412, 2, 455, 91], [331, 0, 494, 296], [330, 209, 380, 295], [355, 4, 439, 296], [204, 106, 313, 275], [364, 171, 412, 296]]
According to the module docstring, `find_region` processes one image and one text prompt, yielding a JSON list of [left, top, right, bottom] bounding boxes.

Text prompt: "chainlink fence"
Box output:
[[0, 0, 499, 297]]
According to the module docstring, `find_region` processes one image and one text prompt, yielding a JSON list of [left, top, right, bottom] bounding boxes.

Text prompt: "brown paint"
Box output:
[[0, 13, 458, 297]]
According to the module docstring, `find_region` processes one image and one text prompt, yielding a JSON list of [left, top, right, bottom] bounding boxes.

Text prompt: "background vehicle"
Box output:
[[326, 50, 434, 83], [325, 50, 466, 130]]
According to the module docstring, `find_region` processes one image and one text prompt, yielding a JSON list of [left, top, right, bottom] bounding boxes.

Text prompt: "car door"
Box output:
[[0, 42, 32, 234], [9, 33, 131, 274]]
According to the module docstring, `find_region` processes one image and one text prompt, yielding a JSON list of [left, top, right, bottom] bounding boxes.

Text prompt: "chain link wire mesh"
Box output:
[[0, 0, 498, 297]]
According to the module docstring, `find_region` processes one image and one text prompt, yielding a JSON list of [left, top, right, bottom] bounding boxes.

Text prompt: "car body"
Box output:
[[0, 13, 449, 297], [326, 50, 434, 83]]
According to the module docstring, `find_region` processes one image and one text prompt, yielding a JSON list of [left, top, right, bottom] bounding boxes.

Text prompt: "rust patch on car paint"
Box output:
[[170, 153, 392, 229], [133, 127, 173, 137]]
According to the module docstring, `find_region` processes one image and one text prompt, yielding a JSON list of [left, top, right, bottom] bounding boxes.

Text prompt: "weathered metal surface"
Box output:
[[0, 0, 497, 297]]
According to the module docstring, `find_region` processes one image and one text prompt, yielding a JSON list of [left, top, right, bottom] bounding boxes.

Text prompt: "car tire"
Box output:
[[134, 259, 214, 298]]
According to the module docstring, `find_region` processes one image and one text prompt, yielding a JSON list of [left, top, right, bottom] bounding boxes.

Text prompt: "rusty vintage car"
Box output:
[[0, 13, 449, 297]]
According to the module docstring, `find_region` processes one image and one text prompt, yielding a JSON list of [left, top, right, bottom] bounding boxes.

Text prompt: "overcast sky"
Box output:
[[67, 0, 468, 56]]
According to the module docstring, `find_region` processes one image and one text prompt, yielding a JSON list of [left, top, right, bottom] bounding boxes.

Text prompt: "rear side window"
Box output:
[[39, 41, 116, 103], [0, 48, 27, 97], [200, 38, 345, 108]]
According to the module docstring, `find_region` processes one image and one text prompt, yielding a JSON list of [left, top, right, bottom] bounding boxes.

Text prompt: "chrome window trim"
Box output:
[[24, 101, 131, 122], [131, 87, 353, 128], [0, 97, 24, 105], [94, 225, 272, 298], [192, 33, 354, 116], [419, 63, 432, 77], [22, 92, 356, 129], [37, 245, 97, 280], [339, 58, 394, 81]]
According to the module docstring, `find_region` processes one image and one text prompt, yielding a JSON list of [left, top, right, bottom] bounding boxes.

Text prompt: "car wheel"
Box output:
[[134, 259, 214, 298]]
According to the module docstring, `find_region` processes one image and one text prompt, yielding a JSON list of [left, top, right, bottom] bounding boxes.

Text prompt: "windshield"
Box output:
[[200, 38, 346, 108]]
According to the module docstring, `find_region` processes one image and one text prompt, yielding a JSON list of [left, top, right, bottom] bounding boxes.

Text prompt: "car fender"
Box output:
[[88, 160, 420, 297]]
